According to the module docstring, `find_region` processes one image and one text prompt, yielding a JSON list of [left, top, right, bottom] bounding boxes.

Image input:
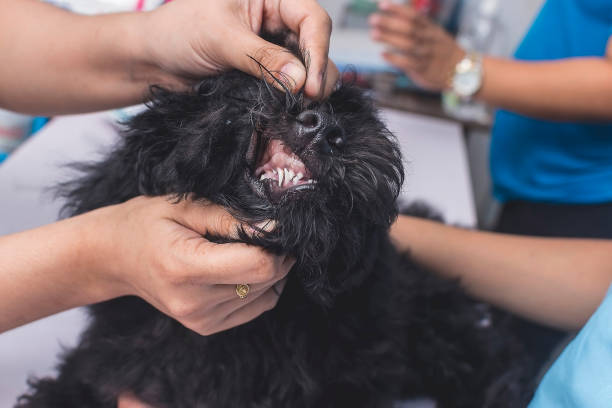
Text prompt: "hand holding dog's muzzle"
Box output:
[[89, 195, 293, 337]]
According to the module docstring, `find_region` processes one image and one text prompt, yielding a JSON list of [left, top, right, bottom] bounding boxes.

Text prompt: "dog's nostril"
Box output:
[[297, 110, 323, 133]]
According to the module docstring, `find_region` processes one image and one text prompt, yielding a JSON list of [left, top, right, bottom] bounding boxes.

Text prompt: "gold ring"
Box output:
[[235, 284, 250, 299]]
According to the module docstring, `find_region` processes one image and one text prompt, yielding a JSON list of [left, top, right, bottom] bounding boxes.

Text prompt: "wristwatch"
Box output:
[[450, 52, 483, 99]]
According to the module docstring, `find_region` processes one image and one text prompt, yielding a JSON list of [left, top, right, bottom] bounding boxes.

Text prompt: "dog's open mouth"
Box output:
[[252, 138, 316, 200]]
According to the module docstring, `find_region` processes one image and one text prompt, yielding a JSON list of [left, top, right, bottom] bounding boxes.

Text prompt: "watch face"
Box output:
[[453, 70, 481, 97]]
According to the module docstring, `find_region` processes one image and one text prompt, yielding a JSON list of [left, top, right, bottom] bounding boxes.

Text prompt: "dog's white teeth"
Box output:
[[260, 174, 267, 181], [277, 168, 284, 186], [286, 169, 295, 181], [272, 169, 277, 175], [283, 169, 291, 186]]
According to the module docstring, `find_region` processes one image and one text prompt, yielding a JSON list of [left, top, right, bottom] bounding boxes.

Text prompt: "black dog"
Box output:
[[18, 34, 531, 408]]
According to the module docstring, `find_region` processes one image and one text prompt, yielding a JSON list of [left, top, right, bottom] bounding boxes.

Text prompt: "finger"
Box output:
[[211, 287, 281, 333], [182, 242, 282, 285], [320, 59, 340, 99], [382, 51, 420, 73], [207, 283, 274, 320], [170, 197, 278, 239], [211, 255, 293, 299], [169, 198, 244, 239], [378, 1, 419, 20], [223, 27, 307, 93], [276, 0, 333, 98], [369, 13, 417, 37], [118, 393, 155, 408], [371, 30, 417, 53]]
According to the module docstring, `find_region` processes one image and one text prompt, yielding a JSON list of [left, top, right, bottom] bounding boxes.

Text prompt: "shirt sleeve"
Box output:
[[528, 283, 612, 408]]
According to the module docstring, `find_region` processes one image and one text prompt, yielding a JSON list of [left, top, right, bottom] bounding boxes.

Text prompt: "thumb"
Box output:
[[118, 393, 155, 408], [170, 198, 275, 240], [228, 30, 307, 93]]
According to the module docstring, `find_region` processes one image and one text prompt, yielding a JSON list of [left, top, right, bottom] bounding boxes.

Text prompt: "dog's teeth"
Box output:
[[287, 169, 295, 181], [295, 173, 303, 183], [277, 168, 283, 186], [260, 174, 268, 181], [272, 169, 277, 174], [283, 169, 291, 186]]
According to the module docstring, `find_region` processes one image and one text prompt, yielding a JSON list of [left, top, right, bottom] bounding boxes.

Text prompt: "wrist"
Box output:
[[71, 207, 134, 303], [444, 48, 467, 91], [448, 51, 484, 99]]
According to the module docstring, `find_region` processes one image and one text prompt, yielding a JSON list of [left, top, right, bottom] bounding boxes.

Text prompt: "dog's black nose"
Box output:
[[297, 110, 345, 153]]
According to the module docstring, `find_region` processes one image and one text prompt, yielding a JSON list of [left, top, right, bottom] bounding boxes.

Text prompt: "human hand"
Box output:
[[88, 196, 292, 336], [140, 0, 339, 99], [369, 1, 465, 91], [118, 393, 154, 408]]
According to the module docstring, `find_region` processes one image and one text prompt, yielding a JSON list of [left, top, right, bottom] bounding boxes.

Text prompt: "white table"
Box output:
[[0, 109, 473, 407]]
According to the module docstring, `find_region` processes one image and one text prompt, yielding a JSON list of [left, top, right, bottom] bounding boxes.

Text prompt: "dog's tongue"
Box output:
[[255, 140, 315, 189]]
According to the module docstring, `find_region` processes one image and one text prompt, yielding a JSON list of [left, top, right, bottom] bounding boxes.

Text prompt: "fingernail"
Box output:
[[280, 62, 304, 90], [255, 220, 276, 232]]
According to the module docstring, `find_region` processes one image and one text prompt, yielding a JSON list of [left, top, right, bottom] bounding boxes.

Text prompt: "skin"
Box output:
[[369, 1, 612, 121], [0, 196, 293, 335], [391, 215, 612, 331], [0, 0, 339, 115]]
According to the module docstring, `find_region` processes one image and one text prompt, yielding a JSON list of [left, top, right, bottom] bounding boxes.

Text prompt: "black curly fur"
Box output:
[[17, 33, 533, 408]]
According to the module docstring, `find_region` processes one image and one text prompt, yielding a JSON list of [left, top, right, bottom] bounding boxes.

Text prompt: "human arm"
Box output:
[[390, 215, 612, 331], [0, 0, 338, 115], [369, 2, 612, 121], [0, 196, 291, 335]]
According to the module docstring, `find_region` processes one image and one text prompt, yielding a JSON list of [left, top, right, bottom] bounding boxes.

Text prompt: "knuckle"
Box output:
[[167, 299, 197, 319], [321, 12, 333, 31], [251, 255, 276, 282]]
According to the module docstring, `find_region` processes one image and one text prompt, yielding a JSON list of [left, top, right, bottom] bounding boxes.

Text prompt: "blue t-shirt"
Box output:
[[490, 0, 612, 204], [529, 283, 612, 407]]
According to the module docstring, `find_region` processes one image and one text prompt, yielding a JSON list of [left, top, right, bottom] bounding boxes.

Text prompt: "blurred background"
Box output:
[[0, 0, 545, 406]]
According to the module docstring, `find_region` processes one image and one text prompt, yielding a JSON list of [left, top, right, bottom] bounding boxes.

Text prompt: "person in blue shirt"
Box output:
[[370, 0, 612, 372]]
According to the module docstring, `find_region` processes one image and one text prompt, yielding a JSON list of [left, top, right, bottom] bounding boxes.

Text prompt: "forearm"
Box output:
[[391, 215, 612, 330], [0, 211, 120, 333], [0, 0, 167, 115], [477, 56, 612, 121]]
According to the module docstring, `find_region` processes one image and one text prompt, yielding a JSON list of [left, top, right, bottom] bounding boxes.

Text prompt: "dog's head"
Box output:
[[124, 34, 403, 303]]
